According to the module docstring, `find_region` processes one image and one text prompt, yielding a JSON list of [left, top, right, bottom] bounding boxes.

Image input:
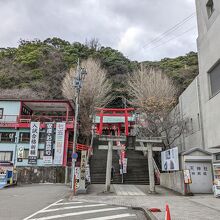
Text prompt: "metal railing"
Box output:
[[153, 158, 161, 184], [0, 115, 18, 123], [0, 115, 74, 124]]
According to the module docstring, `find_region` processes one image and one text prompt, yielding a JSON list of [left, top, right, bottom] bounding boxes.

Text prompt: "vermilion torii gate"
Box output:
[[94, 107, 162, 193], [95, 108, 135, 136]]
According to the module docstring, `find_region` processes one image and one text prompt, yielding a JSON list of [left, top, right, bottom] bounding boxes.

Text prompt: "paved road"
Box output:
[[113, 184, 145, 196], [23, 199, 144, 220], [0, 184, 69, 220], [0, 184, 146, 220], [77, 184, 220, 220]]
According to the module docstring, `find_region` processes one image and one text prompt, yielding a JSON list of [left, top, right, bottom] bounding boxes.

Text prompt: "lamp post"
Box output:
[[71, 59, 87, 192]]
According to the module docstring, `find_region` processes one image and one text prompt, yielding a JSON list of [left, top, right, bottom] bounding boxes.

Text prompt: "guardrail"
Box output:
[[0, 115, 74, 124]]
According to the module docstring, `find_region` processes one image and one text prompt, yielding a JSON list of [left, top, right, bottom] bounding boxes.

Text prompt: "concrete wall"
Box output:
[[16, 166, 66, 183], [160, 171, 185, 195], [196, 0, 220, 151], [170, 78, 203, 153], [179, 78, 204, 151], [0, 101, 20, 122]]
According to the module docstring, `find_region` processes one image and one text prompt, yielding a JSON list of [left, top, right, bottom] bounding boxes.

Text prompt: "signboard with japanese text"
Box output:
[[54, 122, 66, 165], [75, 167, 80, 189], [185, 162, 213, 193], [43, 123, 54, 165], [161, 147, 179, 171], [79, 150, 87, 189], [28, 122, 40, 164], [17, 146, 24, 162], [123, 158, 127, 173], [85, 165, 91, 183]]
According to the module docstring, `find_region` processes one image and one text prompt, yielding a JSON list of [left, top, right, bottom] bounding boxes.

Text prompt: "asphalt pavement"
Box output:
[[0, 184, 146, 220], [23, 199, 143, 220], [0, 184, 69, 220]]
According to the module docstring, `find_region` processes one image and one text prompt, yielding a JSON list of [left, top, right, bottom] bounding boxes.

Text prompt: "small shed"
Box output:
[[180, 148, 213, 193]]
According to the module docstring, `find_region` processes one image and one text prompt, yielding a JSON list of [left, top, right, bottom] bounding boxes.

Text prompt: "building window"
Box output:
[[19, 132, 46, 143], [197, 114, 201, 130], [23, 149, 44, 159], [209, 61, 220, 97], [19, 132, 30, 143], [38, 150, 44, 159], [0, 151, 12, 162], [22, 106, 32, 115], [216, 154, 220, 161], [0, 108, 3, 119], [23, 150, 29, 159], [190, 118, 193, 134], [206, 0, 214, 18], [39, 132, 46, 143], [0, 132, 16, 142]]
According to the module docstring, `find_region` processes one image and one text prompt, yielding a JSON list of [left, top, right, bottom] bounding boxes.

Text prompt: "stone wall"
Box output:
[[16, 166, 67, 184], [160, 171, 185, 195]]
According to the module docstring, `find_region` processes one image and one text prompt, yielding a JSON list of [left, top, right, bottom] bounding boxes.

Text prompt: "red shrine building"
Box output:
[[94, 108, 136, 136]]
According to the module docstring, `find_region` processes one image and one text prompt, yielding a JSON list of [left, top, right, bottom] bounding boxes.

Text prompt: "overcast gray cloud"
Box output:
[[0, 0, 197, 61]]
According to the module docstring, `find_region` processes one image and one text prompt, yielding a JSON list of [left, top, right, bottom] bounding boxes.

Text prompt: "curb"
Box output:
[[132, 206, 158, 220]]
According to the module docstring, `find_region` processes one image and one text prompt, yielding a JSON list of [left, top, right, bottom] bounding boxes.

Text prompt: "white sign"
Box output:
[[183, 169, 192, 184], [54, 122, 66, 165], [161, 147, 179, 171], [79, 150, 87, 189], [123, 158, 128, 173], [17, 147, 24, 159], [86, 165, 91, 183], [43, 156, 53, 165], [75, 167, 80, 189], [28, 122, 40, 164]]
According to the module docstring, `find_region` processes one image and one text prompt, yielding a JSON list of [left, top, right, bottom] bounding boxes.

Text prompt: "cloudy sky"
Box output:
[[0, 0, 197, 61]]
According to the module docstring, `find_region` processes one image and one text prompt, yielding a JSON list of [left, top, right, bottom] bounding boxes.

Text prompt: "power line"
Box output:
[[142, 12, 196, 49], [149, 26, 197, 50]]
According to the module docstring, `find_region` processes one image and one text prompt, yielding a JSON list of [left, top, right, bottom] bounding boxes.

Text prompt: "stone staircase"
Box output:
[[90, 138, 150, 185], [90, 138, 121, 184], [123, 150, 149, 184]]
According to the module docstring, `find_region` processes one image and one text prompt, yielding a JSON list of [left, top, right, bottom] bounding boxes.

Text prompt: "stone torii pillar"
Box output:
[[136, 138, 163, 193], [99, 136, 126, 192], [99, 136, 162, 193]]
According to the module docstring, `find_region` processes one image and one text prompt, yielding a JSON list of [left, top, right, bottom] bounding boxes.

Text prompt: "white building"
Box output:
[[165, 0, 220, 193]]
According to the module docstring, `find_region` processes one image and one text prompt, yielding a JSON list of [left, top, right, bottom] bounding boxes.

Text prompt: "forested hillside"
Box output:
[[143, 51, 198, 95], [0, 38, 198, 105]]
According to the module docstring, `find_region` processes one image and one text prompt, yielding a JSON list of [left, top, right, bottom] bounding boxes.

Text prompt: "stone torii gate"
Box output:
[[99, 135, 162, 193]]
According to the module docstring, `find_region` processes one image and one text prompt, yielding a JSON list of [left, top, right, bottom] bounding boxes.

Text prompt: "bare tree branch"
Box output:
[[127, 67, 183, 147], [62, 58, 114, 140]]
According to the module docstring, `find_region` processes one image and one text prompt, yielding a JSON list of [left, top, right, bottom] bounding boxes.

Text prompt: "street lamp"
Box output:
[[71, 59, 87, 192]]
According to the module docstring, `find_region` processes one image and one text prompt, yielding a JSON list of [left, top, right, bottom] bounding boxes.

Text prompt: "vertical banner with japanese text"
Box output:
[[54, 122, 66, 165], [43, 122, 54, 165], [79, 150, 87, 190], [28, 122, 40, 164]]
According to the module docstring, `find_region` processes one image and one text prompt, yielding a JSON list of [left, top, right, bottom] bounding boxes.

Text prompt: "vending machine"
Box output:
[[0, 162, 17, 189], [213, 163, 220, 197]]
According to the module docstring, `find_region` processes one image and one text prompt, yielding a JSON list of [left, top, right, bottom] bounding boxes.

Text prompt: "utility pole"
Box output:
[[14, 134, 18, 167], [71, 59, 87, 192], [123, 97, 127, 109]]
